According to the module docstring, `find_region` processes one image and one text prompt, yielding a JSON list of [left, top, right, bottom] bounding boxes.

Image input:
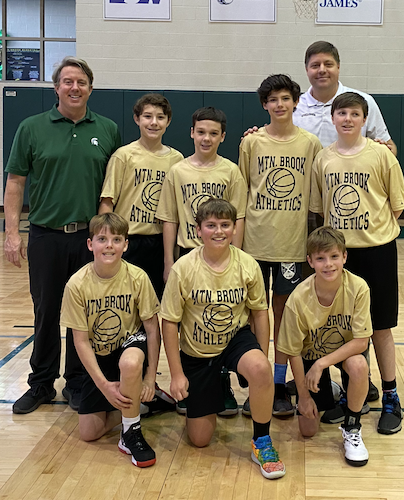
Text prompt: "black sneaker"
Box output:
[[62, 386, 81, 411], [273, 383, 294, 417], [140, 383, 176, 417], [118, 423, 156, 467], [367, 380, 379, 402], [321, 391, 370, 424], [378, 392, 403, 435], [242, 396, 251, 417], [218, 368, 238, 416], [13, 386, 57, 414], [286, 379, 297, 397]]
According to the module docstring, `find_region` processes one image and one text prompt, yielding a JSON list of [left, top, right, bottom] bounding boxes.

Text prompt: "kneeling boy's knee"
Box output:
[[119, 351, 143, 378], [345, 355, 368, 378], [245, 356, 272, 384]]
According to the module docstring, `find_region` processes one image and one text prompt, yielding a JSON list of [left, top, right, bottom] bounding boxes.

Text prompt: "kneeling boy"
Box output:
[[160, 198, 285, 479], [60, 213, 161, 468], [277, 226, 371, 467]]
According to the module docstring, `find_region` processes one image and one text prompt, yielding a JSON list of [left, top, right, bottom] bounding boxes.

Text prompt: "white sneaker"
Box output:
[[339, 426, 369, 467]]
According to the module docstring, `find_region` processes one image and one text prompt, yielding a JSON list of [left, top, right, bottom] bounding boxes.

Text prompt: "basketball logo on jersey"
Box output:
[[191, 194, 212, 218], [266, 168, 296, 198], [333, 184, 360, 217], [313, 326, 345, 355], [141, 181, 162, 211], [281, 262, 296, 280], [202, 303, 234, 332], [92, 308, 121, 342]]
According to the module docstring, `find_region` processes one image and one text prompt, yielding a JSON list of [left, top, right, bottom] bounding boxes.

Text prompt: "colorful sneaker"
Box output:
[[273, 384, 294, 417], [367, 380, 379, 402], [242, 397, 251, 417], [141, 383, 176, 417], [339, 426, 368, 467], [13, 386, 57, 414], [251, 435, 286, 479], [321, 391, 370, 424], [218, 368, 238, 416], [377, 392, 402, 435], [118, 423, 156, 467], [176, 400, 187, 415]]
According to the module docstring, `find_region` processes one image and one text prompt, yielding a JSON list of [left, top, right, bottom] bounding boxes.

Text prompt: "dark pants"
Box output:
[[27, 224, 92, 389]]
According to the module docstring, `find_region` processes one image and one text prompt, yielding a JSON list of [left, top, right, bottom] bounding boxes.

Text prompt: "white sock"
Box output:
[[122, 414, 140, 433]]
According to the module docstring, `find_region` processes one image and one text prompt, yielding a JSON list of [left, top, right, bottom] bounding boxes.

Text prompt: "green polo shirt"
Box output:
[[6, 104, 121, 228]]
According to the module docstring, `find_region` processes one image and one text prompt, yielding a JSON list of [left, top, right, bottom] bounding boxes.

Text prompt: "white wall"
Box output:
[[2, 0, 404, 205]]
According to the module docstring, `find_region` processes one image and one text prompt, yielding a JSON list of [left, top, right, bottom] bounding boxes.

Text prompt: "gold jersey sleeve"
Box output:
[[277, 269, 372, 361], [155, 157, 247, 249], [160, 246, 267, 358], [239, 127, 322, 262], [100, 141, 183, 235], [60, 261, 160, 356], [309, 139, 404, 248]]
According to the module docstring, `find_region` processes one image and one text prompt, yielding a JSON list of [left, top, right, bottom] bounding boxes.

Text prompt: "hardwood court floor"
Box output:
[[1, 223, 404, 499]]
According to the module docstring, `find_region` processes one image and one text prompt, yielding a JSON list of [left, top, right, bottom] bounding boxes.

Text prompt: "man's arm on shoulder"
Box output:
[[4, 174, 27, 267], [250, 309, 270, 357], [142, 314, 161, 402], [163, 221, 178, 283], [373, 138, 397, 157], [162, 319, 189, 401], [73, 329, 132, 411], [289, 355, 318, 419]]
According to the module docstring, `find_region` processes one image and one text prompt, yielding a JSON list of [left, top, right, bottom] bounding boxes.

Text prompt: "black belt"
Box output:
[[36, 222, 88, 233]]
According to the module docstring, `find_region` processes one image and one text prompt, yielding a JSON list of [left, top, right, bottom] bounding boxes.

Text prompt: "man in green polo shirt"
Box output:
[[4, 56, 121, 414]]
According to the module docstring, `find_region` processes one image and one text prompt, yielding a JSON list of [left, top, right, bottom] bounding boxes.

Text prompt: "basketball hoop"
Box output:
[[293, 0, 317, 19]]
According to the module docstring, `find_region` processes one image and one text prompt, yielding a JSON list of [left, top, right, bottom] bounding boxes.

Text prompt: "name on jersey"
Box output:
[[325, 171, 369, 193], [134, 168, 166, 186], [181, 182, 227, 203], [191, 287, 245, 305], [258, 156, 306, 176], [86, 294, 132, 316], [192, 321, 240, 346]]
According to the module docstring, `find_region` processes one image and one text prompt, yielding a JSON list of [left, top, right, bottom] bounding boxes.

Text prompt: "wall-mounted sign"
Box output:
[[210, 0, 276, 23], [6, 48, 40, 81], [104, 0, 171, 21], [316, 0, 384, 25]]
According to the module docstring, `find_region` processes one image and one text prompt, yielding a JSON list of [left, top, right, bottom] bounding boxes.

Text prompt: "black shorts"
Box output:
[[123, 233, 164, 300], [345, 240, 398, 330], [180, 326, 262, 418], [257, 260, 303, 296], [79, 331, 148, 415]]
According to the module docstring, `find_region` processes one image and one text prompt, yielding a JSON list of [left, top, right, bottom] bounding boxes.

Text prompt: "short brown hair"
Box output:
[[257, 74, 300, 106], [195, 198, 237, 227], [192, 107, 227, 133], [133, 93, 172, 121], [89, 213, 129, 239], [304, 41, 340, 68], [52, 56, 94, 87], [331, 92, 368, 119], [307, 226, 346, 257]]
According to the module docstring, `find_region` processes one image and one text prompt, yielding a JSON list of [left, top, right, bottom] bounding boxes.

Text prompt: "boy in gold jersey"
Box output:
[[100, 93, 183, 300], [161, 199, 285, 480], [310, 92, 404, 435], [277, 226, 371, 467], [61, 213, 161, 468], [239, 74, 322, 417]]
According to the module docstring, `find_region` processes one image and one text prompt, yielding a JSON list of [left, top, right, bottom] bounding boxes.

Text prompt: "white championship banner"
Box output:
[[104, 0, 171, 21], [316, 0, 384, 25], [209, 0, 276, 23]]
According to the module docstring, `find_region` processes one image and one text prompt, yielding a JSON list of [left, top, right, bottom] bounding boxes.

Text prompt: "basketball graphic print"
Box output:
[[191, 194, 211, 218], [333, 185, 360, 217], [92, 309, 121, 342], [141, 181, 162, 211], [314, 326, 345, 355], [266, 168, 295, 198], [202, 304, 234, 332]]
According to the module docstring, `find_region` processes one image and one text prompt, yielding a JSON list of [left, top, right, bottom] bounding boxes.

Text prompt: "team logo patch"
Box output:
[[202, 303, 233, 332], [281, 262, 296, 280], [122, 331, 147, 348], [90, 137, 99, 146], [92, 309, 121, 342], [141, 181, 162, 211], [333, 184, 360, 217], [266, 168, 296, 199]]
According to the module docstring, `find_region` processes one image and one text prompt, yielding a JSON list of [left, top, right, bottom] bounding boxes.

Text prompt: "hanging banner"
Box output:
[[316, 0, 383, 25], [104, 0, 171, 21], [209, 0, 276, 23]]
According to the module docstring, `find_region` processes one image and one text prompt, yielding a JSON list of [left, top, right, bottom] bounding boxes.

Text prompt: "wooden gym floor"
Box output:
[[1, 217, 404, 500]]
